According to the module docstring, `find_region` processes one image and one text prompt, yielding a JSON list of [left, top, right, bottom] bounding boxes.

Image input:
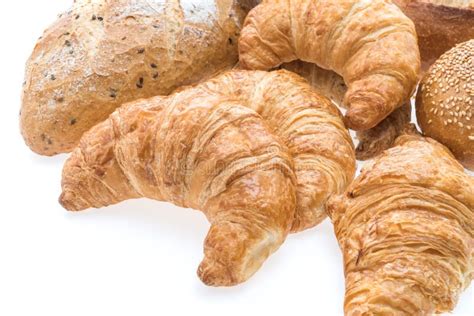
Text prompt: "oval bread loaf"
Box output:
[[21, 0, 249, 156]]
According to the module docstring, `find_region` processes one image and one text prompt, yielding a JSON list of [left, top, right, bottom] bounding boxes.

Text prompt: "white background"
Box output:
[[0, 1, 472, 315]]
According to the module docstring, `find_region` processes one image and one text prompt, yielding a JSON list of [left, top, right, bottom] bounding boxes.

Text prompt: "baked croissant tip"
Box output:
[[345, 102, 380, 130], [59, 190, 84, 212], [197, 259, 238, 287]]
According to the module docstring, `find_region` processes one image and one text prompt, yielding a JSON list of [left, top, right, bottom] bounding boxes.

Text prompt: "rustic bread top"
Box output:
[[21, 0, 247, 155]]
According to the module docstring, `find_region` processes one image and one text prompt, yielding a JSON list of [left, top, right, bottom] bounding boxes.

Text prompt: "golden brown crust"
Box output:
[[283, 61, 413, 160], [416, 40, 474, 170], [394, 0, 474, 73], [238, 0, 420, 131], [327, 135, 474, 315], [61, 82, 297, 287], [59, 69, 355, 285], [21, 0, 248, 156]]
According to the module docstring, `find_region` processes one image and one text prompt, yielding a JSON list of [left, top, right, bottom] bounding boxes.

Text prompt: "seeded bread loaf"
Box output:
[[21, 0, 250, 156], [416, 40, 474, 170]]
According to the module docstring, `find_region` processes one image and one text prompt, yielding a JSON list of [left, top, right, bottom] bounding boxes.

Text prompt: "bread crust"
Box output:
[[394, 0, 474, 73], [416, 40, 474, 170], [21, 0, 248, 156]]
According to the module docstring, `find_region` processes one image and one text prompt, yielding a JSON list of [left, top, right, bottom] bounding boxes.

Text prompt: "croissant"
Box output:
[[239, 0, 420, 131], [283, 61, 413, 160], [327, 134, 474, 315], [60, 69, 356, 285]]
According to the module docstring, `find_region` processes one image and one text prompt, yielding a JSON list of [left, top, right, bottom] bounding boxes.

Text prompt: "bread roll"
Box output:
[[416, 40, 474, 170], [21, 0, 249, 156], [394, 0, 474, 73]]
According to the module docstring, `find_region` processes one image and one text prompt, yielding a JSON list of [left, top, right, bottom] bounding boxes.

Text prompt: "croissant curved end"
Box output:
[[345, 99, 385, 130], [59, 190, 87, 212]]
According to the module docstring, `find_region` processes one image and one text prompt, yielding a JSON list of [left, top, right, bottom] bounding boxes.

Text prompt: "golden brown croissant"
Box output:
[[238, 0, 420, 131], [60, 69, 356, 285], [283, 61, 413, 160], [327, 134, 474, 315]]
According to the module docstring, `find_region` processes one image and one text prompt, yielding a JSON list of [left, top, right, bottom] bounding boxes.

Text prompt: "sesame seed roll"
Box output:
[[417, 40, 474, 170]]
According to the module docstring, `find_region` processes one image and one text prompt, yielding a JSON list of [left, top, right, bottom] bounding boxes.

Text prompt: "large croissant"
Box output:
[[60, 70, 355, 286], [239, 0, 420, 131], [328, 135, 474, 315]]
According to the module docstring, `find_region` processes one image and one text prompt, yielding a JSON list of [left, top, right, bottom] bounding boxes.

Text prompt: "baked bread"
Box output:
[[238, 0, 420, 131], [21, 0, 249, 156], [416, 40, 474, 170], [60, 70, 355, 285], [283, 61, 413, 160], [328, 134, 474, 315], [394, 0, 474, 72]]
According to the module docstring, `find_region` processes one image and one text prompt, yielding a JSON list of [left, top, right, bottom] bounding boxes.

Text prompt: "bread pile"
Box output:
[[20, 0, 473, 314]]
